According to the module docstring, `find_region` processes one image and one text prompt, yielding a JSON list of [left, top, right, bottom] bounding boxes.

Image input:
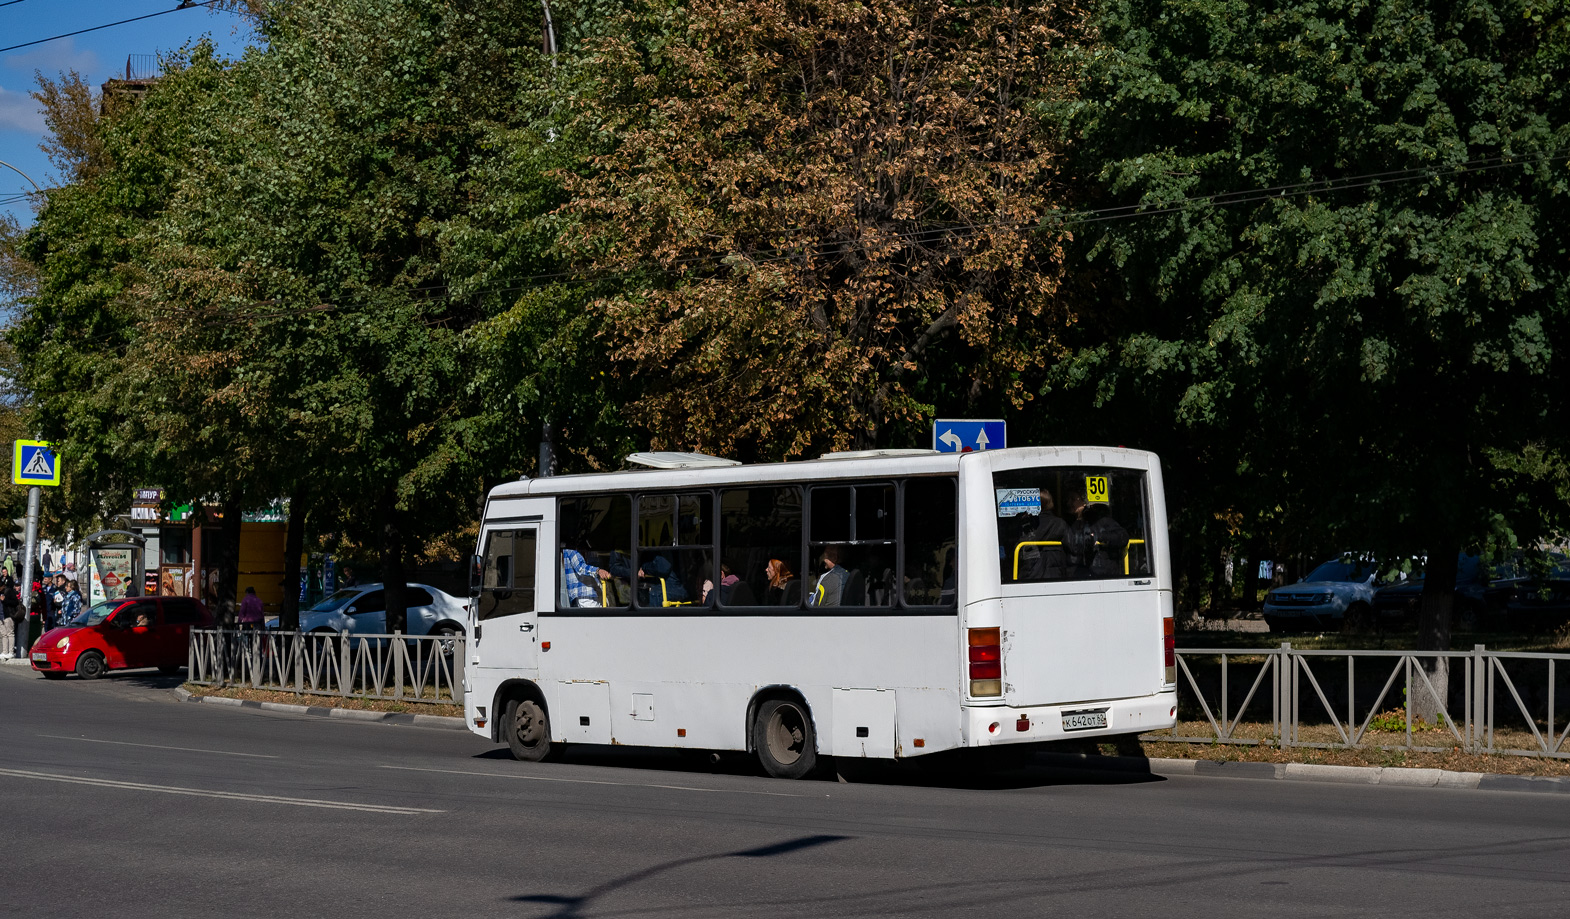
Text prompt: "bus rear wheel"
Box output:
[[505, 696, 556, 763], [753, 698, 817, 779]]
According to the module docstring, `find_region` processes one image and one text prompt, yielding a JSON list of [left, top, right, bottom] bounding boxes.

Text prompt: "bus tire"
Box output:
[[505, 696, 556, 763], [753, 698, 817, 779]]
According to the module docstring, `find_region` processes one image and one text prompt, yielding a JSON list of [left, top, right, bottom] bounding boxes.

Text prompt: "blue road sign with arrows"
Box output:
[[932, 419, 1006, 453]]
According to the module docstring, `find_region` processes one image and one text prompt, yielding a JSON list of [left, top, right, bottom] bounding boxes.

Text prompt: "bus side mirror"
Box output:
[[470, 555, 484, 593]]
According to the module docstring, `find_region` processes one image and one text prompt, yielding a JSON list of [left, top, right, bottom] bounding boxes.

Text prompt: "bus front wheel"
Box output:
[[753, 698, 817, 779], [505, 696, 556, 763]]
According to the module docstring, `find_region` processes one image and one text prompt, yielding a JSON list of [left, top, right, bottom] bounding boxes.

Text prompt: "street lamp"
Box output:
[[0, 158, 42, 194]]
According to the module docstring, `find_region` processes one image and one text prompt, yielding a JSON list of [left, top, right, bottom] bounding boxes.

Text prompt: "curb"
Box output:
[[1035, 751, 1570, 794], [174, 687, 466, 731]]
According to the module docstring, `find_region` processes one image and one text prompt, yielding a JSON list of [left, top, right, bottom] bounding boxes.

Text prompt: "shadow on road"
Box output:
[[510, 834, 851, 919], [104, 670, 190, 691], [472, 744, 1164, 791], [4, 665, 188, 691]]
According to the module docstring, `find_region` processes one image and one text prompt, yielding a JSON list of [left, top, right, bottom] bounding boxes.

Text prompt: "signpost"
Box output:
[[12, 440, 61, 658], [932, 419, 1006, 453]]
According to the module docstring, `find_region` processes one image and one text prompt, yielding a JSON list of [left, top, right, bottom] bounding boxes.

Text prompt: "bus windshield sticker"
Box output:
[[995, 488, 1041, 517], [1084, 476, 1110, 504]]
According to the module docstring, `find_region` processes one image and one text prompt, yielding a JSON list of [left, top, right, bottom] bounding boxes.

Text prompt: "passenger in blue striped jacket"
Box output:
[[561, 545, 611, 608]]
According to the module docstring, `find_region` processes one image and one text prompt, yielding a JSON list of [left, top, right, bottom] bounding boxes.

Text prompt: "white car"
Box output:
[[267, 582, 468, 646], [1263, 557, 1379, 632]]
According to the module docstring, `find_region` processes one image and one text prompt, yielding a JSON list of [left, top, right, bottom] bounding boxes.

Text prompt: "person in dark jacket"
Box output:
[[607, 552, 688, 607], [1066, 489, 1130, 579], [0, 574, 16, 659], [1016, 491, 1071, 581]]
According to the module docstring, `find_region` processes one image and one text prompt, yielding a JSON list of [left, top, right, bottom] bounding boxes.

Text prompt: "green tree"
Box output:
[[124, 0, 622, 625], [1063, 0, 1570, 705]]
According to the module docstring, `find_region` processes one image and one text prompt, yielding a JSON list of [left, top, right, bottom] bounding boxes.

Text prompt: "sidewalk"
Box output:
[[1036, 750, 1570, 794]]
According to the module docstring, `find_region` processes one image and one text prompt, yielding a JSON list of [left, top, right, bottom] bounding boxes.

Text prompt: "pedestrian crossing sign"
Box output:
[[13, 440, 61, 486]]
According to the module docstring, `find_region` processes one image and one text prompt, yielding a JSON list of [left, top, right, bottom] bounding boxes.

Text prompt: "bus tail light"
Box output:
[[1162, 616, 1176, 684], [969, 627, 1001, 697]]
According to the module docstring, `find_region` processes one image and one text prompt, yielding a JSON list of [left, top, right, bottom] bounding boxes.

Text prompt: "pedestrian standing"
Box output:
[[0, 574, 15, 660], [238, 586, 264, 628], [2, 553, 14, 581], [20, 582, 44, 657], [60, 579, 83, 625], [47, 574, 67, 629]]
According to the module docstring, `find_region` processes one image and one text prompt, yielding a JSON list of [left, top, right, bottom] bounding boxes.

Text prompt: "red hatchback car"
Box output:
[[31, 596, 213, 680]]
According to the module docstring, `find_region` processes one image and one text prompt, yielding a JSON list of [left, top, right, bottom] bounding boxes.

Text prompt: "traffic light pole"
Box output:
[[17, 485, 39, 654]]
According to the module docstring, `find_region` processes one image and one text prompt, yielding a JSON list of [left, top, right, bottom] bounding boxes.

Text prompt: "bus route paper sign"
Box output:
[[1084, 475, 1110, 505], [13, 440, 61, 486], [996, 488, 1041, 517]]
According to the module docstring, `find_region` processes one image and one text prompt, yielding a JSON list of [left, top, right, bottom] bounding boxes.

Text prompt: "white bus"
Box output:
[[463, 446, 1177, 778]]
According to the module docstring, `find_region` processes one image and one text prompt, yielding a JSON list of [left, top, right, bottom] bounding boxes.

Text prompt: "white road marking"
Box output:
[[37, 734, 280, 759], [381, 764, 808, 797], [0, 767, 442, 815]]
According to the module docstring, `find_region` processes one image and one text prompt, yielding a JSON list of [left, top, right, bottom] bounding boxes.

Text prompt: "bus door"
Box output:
[[471, 524, 542, 675]]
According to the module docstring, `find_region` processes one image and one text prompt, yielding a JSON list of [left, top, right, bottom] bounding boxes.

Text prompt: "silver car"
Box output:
[[1264, 557, 1379, 632], [267, 582, 468, 645]]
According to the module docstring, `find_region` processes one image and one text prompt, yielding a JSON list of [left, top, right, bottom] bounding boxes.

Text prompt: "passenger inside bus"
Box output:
[[809, 544, 849, 607], [560, 541, 611, 608], [609, 551, 689, 607], [765, 558, 800, 606], [1066, 489, 1129, 579], [1017, 495, 1069, 580]]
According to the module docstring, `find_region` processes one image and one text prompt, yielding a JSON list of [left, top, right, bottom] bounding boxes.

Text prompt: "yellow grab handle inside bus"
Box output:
[[1124, 539, 1145, 575], [658, 578, 690, 608], [1012, 539, 1148, 578], [1012, 541, 1063, 580]]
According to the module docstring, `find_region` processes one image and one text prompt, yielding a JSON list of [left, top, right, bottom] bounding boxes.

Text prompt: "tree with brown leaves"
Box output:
[[564, 0, 1087, 457]]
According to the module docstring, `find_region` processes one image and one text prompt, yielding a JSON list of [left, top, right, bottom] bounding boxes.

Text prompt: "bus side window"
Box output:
[[636, 493, 712, 608], [902, 478, 957, 606], [807, 484, 895, 608], [720, 486, 803, 609], [560, 495, 633, 609]]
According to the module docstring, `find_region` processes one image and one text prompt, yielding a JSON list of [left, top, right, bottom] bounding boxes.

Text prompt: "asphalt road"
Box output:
[[2, 664, 1567, 919]]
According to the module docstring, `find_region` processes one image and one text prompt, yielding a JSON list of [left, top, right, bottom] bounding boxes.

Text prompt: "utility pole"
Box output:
[[539, 421, 556, 478], [541, 0, 557, 66]]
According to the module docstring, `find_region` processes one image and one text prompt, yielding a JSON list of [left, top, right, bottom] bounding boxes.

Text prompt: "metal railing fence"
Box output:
[[1152, 644, 1570, 759], [188, 629, 463, 705]]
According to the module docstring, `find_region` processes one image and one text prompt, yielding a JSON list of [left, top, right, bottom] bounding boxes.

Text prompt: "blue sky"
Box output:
[[1, 1, 256, 226]]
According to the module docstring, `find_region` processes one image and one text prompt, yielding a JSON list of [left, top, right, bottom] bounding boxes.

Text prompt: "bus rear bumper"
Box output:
[[962, 691, 1177, 746]]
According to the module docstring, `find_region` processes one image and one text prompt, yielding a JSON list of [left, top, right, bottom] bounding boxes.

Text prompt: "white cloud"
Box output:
[[2, 38, 100, 77], [0, 84, 45, 134]]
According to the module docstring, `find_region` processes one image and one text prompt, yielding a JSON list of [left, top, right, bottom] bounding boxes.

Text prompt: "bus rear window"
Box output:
[[994, 468, 1151, 583]]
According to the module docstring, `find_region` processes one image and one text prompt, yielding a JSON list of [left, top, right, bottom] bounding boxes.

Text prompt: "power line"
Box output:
[[0, 2, 219, 55], [0, 1, 32, 9]]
